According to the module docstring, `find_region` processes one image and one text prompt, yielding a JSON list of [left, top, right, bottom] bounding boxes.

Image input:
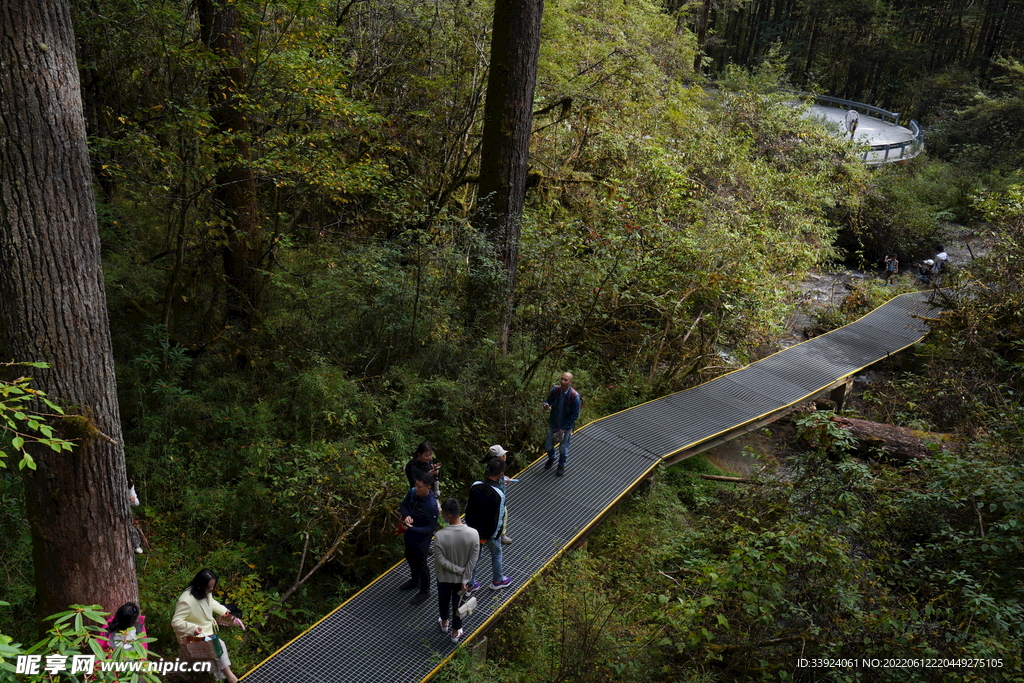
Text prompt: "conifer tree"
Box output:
[[0, 0, 138, 622]]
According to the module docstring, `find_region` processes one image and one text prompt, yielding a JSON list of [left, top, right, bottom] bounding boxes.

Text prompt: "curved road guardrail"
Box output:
[[805, 95, 924, 165], [814, 94, 903, 125]]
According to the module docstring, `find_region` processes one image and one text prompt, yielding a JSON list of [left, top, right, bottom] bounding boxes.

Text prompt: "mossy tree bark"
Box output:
[[0, 0, 138, 624], [471, 0, 544, 351]]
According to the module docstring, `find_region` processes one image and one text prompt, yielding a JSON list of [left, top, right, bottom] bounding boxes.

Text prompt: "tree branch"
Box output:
[[279, 490, 385, 603]]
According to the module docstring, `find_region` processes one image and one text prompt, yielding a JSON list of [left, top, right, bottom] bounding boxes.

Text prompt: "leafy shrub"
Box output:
[[0, 604, 159, 683]]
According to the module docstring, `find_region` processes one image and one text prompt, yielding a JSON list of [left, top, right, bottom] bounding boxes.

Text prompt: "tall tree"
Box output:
[[198, 0, 267, 347], [693, 0, 714, 73], [0, 0, 137, 622], [472, 0, 545, 350]]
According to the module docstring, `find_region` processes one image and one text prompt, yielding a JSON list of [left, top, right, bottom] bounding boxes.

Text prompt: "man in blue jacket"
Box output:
[[399, 473, 438, 605], [543, 372, 581, 476]]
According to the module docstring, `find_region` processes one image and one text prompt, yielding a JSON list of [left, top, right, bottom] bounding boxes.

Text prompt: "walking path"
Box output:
[[808, 104, 914, 146], [240, 292, 934, 683]]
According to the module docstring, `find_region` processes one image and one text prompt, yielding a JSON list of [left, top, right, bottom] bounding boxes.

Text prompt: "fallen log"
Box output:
[[697, 474, 759, 483], [694, 473, 789, 485], [831, 416, 956, 462]]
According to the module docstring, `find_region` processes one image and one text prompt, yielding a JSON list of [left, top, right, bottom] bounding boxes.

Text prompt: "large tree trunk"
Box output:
[[471, 0, 544, 351], [198, 0, 265, 345], [831, 416, 955, 462], [0, 0, 137, 624]]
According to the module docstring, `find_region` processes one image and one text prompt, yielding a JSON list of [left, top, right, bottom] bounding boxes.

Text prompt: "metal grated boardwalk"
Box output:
[[240, 292, 934, 683]]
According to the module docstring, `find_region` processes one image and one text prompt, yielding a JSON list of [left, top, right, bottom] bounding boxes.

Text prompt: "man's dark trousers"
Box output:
[[437, 582, 463, 631], [405, 536, 430, 591]]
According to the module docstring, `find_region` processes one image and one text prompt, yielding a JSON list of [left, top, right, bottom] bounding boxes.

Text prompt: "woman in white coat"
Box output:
[[171, 569, 245, 683]]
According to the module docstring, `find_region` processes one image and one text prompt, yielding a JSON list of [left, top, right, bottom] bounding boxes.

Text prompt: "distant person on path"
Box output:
[[465, 458, 511, 591], [399, 473, 438, 605], [884, 254, 899, 285], [128, 479, 144, 554], [932, 247, 949, 285], [934, 246, 949, 267], [434, 498, 479, 644], [405, 441, 441, 505], [543, 372, 582, 476], [481, 444, 514, 544], [918, 259, 933, 284], [171, 569, 246, 683]]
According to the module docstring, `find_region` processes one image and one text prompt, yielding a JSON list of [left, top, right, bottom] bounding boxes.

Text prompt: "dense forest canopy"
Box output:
[[686, 0, 1024, 113], [2, 0, 1024, 680]]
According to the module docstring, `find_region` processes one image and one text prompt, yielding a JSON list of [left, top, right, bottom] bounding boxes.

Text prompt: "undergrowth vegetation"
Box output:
[[437, 433, 1024, 682]]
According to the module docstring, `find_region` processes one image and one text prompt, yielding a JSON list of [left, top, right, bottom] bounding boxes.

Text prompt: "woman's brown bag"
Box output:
[[180, 635, 217, 661]]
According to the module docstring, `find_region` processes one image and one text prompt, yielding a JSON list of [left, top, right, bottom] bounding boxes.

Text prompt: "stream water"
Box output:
[[780, 268, 869, 348]]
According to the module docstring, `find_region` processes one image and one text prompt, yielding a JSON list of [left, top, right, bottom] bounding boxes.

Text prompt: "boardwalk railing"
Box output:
[[240, 292, 934, 683], [861, 119, 923, 165]]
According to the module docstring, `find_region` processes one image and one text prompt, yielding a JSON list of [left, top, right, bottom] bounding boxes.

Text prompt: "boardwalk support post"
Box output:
[[470, 636, 488, 667], [830, 378, 854, 411]]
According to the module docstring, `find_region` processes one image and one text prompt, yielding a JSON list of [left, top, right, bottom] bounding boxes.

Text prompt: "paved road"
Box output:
[[807, 103, 916, 146]]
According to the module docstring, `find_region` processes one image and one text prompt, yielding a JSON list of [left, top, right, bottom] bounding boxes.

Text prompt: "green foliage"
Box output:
[[0, 604, 159, 682], [0, 0, 1008, 677], [79, 0, 396, 347], [928, 60, 1024, 176], [72, 5, 886, 668], [839, 159, 947, 263], [915, 59, 1024, 225], [898, 179, 1024, 429], [461, 426, 1024, 682], [0, 363, 75, 470], [910, 67, 984, 124], [518, 48, 860, 395], [0, 475, 33, 643], [512, 553, 661, 683], [792, 410, 858, 453], [662, 454, 728, 511], [692, 0, 1016, 121]]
